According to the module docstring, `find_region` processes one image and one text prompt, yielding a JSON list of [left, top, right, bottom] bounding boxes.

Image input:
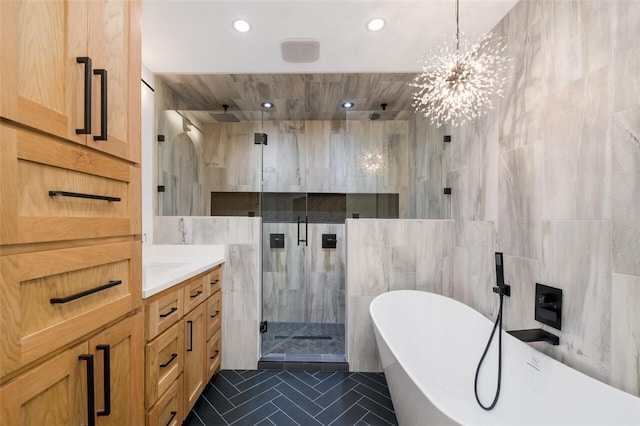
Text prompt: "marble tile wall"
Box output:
[[449, 0, 640, 396], [346, 219, 454, 372], [154, 216, 261, 370]]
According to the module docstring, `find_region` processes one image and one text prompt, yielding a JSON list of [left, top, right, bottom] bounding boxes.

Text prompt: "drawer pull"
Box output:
[[210, 310, 220, 319], [210, 279, 219, 285], [189, 290, 203, 299], [159, 307, 178, 318], [210, 350, 220, 360], [160, 353, 178, 368], [49, 190, 121, 202], [79, 354, 96, 426], [50, 280, 122, 304], [166, 411, 177, 426], [96, 345, 111, 416]]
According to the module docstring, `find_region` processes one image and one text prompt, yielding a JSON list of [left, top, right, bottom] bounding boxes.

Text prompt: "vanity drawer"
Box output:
[[145, 322, 183, 410], [206, 266, 222, 297], [145, 286, 184, 341], [206, 329, 221, 379], [0, 240, 141, 378], [146, 373, 183, 426], [206, 291, 222, 340], [0, 123, 140, 244], [183, 274, 207, 313]]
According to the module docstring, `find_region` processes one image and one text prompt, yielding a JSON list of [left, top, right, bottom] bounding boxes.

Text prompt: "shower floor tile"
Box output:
[[184, 370, 398, 426], [262, 322, 345, 356]]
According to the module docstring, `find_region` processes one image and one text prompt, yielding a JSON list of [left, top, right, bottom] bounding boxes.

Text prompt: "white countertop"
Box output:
[[142, 244, 225, 299]]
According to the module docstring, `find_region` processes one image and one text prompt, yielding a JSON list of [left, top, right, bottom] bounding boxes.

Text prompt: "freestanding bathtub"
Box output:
[[370, 290, 640, 426]]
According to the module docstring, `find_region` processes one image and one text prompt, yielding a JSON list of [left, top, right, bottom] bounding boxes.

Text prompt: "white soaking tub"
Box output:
[[370, 290, 640, 426]]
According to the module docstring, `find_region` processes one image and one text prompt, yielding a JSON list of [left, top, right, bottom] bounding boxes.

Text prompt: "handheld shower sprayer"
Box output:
[[474, 252, 509, 410]]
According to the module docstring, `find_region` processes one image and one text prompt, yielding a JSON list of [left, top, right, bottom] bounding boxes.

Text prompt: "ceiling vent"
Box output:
[[281, 39, 320, 63]]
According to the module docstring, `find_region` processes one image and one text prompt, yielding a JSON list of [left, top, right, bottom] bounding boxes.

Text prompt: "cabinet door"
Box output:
[[86, 0, 141, 162], [183, 302, 206, 414], [0, 343, 90, 426], [89, 313, 143, 426], [0, 0, 88, 144]]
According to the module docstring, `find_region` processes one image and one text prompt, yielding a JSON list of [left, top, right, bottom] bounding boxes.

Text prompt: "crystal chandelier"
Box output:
[[359, 148, 386, 176], [411, 0, 509, 127]]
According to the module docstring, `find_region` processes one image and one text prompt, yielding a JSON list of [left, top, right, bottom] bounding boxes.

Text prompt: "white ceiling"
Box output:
[[142, 0, 519, 74]]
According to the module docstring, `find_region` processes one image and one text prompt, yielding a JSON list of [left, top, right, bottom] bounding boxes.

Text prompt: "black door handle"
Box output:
[[49, 280, 122, 304], [160, 353, 178, 368], [79, 354, 96, 426], [159, 307, 178, 319], [96, 345, 111, 416], [76, 57, 92, 135], [187, 320, 193, 352], [166, 411, 177, 426], [93, 69, 107, 141], [305, 215, 308, 246]]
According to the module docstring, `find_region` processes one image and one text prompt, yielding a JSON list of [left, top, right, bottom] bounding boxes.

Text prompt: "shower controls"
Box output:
[[322, 234, 337, 249], [535, 283, 562, 330], [270, 233, 285, 249], [254, 132, 268, 145]]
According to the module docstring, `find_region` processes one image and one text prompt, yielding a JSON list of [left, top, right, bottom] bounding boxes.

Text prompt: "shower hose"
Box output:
[[474, 290, 504, 411]]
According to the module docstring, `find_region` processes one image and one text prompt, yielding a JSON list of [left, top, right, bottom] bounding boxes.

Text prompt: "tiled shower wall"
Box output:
[[154, 216, 261, 370], [450, 0, 640, 396]]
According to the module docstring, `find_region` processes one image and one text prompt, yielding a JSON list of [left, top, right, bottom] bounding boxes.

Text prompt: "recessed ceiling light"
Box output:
[[232, 19, 251, 33], [261, 101, 273, 109], [366, 17, 385, 32], [341, 101, 355, 109]]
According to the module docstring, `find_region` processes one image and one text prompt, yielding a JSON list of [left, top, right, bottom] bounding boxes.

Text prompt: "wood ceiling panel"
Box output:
[[157, 73, 419, 121]]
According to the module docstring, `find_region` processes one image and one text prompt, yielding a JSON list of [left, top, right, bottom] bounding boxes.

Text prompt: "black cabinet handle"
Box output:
[[210, 350, 220, 360], [160, 353, 178, 368], [159, 307, 178, 319], [79, 354, 96, 426], [210, 279, 219, 285], [166, 411, 177, 426], [76, 57, 92, 135], [93, 69, 107, 141], [50, 280, 122, 304], [49, 190, 121, 202], [210, 310, 220, 319], [96, 345, 111, 417], [190, 290, 203, 299], [187, 321, 193, 352]]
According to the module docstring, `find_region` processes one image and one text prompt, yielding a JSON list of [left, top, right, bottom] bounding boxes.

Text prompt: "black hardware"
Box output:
[[49, 191, 121, 202], [50, 280, 122, 304], [270, 233, 285, 249], [160, 353, 178, 368], [210, 350, 220, 360], [187, 321, 193, 352], [79, 354, 96, 426], [248, 211, 255, 217], [535, 283, 562, 330], [159, 307, 178, 318], [96, 345, 111, 416], [93, 69, 107, 141], [322, 234, 337, 249], [166, 411, 177, 426], [210, 279, 220, 286], [297, 216, 305, 246], [211, 310, 220, 319], [190, 290, 203, 299], [260, 321, 268, 333], [507, 328, 560, 345], [76, 57, 92, 135], [158, 186, 165, 192], [157, 135, 165, 142], [142, 78, 154, 92], [444, 135, 452, 143], [443, 188, 452, 195], [254, 132, 268, 145], [492, 252, 511, 297], [352, 213, 360, 219]]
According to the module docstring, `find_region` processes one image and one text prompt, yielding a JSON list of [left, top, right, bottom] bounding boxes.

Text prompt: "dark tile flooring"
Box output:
[[184, 370, 398, 426], [262, 322, 346, 356]]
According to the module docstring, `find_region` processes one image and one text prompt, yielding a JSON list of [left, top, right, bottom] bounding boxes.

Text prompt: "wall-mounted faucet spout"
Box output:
[[507, 328, 560, 346]]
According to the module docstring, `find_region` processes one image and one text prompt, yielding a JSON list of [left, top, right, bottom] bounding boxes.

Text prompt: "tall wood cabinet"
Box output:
[[0, 1, 143, 425]]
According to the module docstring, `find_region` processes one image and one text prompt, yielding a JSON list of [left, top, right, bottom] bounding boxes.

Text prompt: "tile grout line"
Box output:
[[353, 378, 395, 402], [202, 391, 234, 420], [358, 394, 396, 417], [227, 400, 275, 426], [355, 403, 396, 426], [276, 389, 323, 422], [325, 396, 364, 426]]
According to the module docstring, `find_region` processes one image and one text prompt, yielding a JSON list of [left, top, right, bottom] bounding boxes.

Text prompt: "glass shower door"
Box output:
[[260, 119, 346, 362]]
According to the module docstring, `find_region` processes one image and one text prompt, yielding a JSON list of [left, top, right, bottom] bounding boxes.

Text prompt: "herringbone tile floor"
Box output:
[[184, 370, 398, 426]]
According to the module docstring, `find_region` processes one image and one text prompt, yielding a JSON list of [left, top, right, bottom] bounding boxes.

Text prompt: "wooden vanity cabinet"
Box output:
[[144, 265, 223, 426]]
